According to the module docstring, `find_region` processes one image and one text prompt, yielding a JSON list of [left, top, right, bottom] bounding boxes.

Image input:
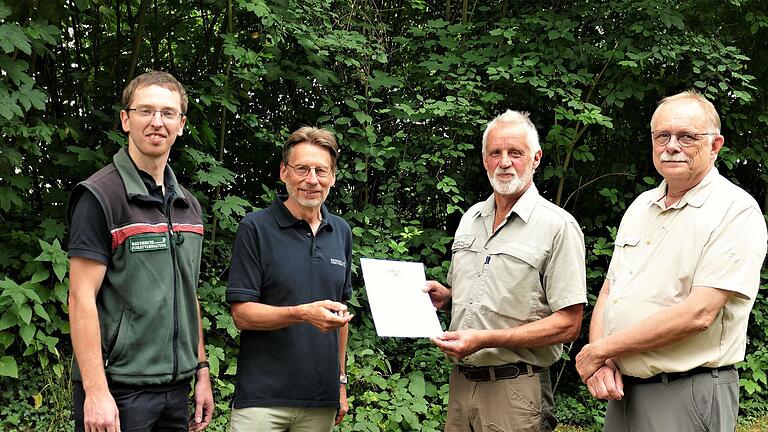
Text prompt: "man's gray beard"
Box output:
[[294, 195, 325, 208], [487, 169, 532, 195]]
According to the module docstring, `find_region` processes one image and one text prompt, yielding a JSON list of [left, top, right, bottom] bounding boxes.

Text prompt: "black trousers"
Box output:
[[73, 381, 190, 432]]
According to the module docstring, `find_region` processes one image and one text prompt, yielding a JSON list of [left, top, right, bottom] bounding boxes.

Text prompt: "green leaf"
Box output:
[[368, 70, 402, 91], [0, 3, 11, 20], [34, 304, 50, 322], [0, 23, 32, 54], [408, 371, 426, 398], [30, 269, 49, 284], [213, 195, 252, 219], [18, 305, 32, 325], [0, 310, 16, 331], [35, 239, 68, 281], [0, 356, 18, 378], [39, 218, 67, 240], [194, 165, 237, 187], [0, 89, 23, 120], [19, 323, 35, 345], [0, 56, 32, 86], [15, 84, 48, 111]]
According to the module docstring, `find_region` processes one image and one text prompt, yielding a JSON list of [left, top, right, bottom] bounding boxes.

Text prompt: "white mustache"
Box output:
[[660, 153, 689, 162], [494, 168, 517, 178]]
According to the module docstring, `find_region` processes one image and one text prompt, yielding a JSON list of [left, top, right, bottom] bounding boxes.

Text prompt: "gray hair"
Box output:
[[650, 91, 721, 134], [482, 110, 541, 156]]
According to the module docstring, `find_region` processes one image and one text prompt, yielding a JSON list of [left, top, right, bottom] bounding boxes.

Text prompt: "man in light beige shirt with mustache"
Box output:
[[576, 91, 767, 431]]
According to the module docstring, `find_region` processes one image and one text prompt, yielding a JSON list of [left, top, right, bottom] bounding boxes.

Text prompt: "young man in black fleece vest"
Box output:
[[68, 71, 213, 432]]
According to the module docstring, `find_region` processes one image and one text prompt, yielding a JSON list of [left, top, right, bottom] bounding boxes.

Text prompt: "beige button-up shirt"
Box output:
[[604, 168, 767, 378], [447, 185, 587, 367]]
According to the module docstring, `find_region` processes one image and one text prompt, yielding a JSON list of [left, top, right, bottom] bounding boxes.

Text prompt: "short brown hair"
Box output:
[[282, 127, 340, 169], [122, 71, 188, 114]]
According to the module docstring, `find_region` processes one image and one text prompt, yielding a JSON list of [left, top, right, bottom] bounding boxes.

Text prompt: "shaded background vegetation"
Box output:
[[0, 0, 767, 430]]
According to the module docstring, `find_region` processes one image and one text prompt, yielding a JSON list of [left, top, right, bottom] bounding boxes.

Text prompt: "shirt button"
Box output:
[[645, 240, 651, 245], [306, 233, 311, 237]]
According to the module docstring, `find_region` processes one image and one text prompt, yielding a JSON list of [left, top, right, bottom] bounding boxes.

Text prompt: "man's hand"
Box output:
[[296, 300, 353, 332], [188, 368, 214, 431], [83, 387, 120, 432], [423, 281, 451, 310], [576, 340, 609, 382], [335, 384, 349, 425], [585, 360, 624, 401], [430, 330, 485, 361]]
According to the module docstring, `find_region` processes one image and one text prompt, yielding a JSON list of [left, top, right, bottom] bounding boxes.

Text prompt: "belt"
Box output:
[[458, 363, 546, 382], [623, 365, 735, 386]]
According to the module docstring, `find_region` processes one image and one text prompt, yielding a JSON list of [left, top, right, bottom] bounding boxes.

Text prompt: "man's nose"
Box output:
[[304, 169, 320, 183], [665, 135, 683, 151], [150, 111, 164, 126]]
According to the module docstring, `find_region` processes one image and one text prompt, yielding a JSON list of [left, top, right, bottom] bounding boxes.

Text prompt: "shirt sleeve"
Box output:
[[692, 203, 767, 300], [226, 220, 263, 303], [341, 223, 353, 301], [68, 189, 111, 264], [543, 218, 588, 311]]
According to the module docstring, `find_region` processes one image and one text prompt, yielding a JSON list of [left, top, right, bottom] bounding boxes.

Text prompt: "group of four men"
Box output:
[[67, 71, 766, 432]]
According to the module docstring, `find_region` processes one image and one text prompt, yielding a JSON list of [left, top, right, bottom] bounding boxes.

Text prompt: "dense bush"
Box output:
[[1, 0, 766, 430]]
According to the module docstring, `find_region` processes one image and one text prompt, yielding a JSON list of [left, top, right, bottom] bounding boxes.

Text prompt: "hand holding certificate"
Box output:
[[360, 258, 443, 338]]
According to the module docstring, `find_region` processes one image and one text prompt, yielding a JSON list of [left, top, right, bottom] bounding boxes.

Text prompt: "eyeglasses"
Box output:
[[651, 131, 716, 147], [284, 162, 332, 178], [126, 107, 185, 122]]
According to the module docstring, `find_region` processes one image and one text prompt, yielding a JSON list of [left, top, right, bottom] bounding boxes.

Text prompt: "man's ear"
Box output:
[[710, 135, 724, 161], [532, 149, 543, 170], [120, 110, 130, 132]]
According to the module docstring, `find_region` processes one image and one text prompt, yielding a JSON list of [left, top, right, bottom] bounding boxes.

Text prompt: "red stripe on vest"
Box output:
[[111, 223, 168, 250], [111, 223, 204, 250]]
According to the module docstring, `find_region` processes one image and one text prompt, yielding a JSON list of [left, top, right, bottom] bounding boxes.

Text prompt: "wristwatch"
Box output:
[[196, 361, 210, 371], [339, 374, 348, 385]]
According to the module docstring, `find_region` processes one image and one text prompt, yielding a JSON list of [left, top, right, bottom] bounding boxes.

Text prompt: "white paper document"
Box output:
[[360, 258, 443, 338]]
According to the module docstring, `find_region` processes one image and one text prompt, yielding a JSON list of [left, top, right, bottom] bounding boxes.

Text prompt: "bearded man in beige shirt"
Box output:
[[425, 110, 587, 432], [576, 91, 767, 431]]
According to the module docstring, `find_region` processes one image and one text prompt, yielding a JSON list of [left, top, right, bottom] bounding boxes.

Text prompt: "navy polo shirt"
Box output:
[[226, 198, 353, 409]]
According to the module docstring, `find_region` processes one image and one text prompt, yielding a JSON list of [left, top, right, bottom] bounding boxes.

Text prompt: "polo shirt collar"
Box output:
[[649, 166, 719, 210], [113, 147, 186, 201], [477, 184, 539, 224], [271, 197, 334, 231]]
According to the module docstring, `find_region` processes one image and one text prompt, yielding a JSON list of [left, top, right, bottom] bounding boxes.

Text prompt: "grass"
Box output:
[[553, 417, 768, 432]]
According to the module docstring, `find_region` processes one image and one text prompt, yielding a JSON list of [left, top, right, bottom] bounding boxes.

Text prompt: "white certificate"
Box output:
[[360, 258, 443, 338]]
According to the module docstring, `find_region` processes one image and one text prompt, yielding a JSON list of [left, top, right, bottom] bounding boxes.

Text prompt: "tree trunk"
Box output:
[[126, 0, 149, 82], [208, 0, 234, 263]]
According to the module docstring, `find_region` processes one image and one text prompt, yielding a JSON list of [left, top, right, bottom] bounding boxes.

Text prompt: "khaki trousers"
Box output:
[[604, 367, 739, 432], [444, 365, 557, 432], [229, 406, 336, 432]]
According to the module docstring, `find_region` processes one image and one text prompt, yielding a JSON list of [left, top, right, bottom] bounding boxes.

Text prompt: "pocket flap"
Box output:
[[615, 236, 640, 247], [495, 241, 546, 270]]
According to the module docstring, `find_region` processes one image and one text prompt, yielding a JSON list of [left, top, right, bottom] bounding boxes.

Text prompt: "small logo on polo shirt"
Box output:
[[129, 235, 168, 253], [330, 258, 346, 267]]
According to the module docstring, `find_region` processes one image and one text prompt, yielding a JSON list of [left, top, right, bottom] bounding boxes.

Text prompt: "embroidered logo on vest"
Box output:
[[129, 235, 169, 253]]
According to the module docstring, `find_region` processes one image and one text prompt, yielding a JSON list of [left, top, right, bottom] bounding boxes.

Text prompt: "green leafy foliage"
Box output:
[[1, 0, 767, 430]]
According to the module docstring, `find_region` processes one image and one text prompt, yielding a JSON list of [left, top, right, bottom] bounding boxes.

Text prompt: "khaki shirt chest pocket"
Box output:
[[449, 235, 483, 304], [610, 235, 640, 278], [484, 242, 547, 321]]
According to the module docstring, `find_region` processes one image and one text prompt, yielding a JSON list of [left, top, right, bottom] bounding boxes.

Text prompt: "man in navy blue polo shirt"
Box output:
[[226, 127, 353, 431]]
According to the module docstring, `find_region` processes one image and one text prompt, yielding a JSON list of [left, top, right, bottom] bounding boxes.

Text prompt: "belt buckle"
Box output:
[[506, 364, 521, 380]]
